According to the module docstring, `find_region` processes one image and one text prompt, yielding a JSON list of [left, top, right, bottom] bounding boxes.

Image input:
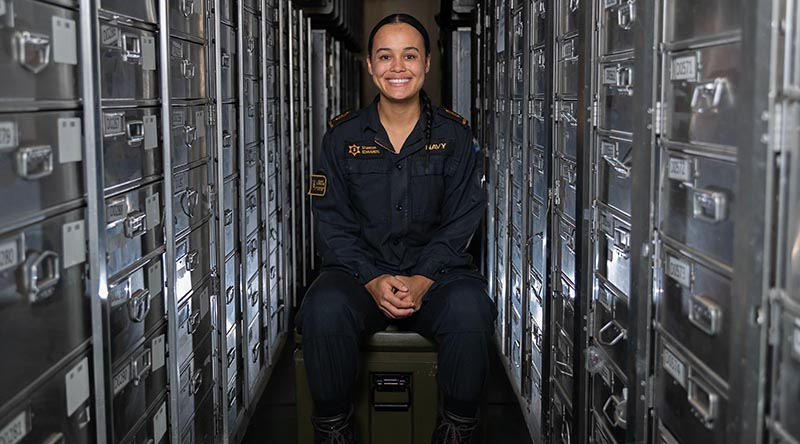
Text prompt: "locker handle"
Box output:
[[251, 342, 261, 363], [181, 59, 196, 80], [692, 188, 727, 223], [124, 211, 147, 239], [15, 145, 54, 180], [221, 51, 231, 68], [513, 340, 522, 368], [690, 78, 730, 114], [131, 348, 152, 387], [247, 238, 258, 254], [180, 188, 199, 218], [21, 251, 60, 303], [227, 346, 236, 367], [614, 66, 634, 96], [180, 0, 194, 17], [536, 0, 546, 17], [227, 386, 236, 408], [224, 209, 234, 226], [561, 420, 572, 444], [128, 288, 151, 322], [270, 265, 277, 280], [601, 153, 631, 178], [187, 310, 201, 335], [183, 124, 197, 149], [617, 2, 635, 30], [688, 294, 722, 336], [560, 110, 578, 127], [126, 120, 145, 146], [687, 375, 719, 427], [225, 285, 235, 304], [613, 226, 631, 259], [222, 131, 232, 148], [16, 31, 51, 74], [569, 0, 579, 11], [190, 368, 203, 395], [371, 373, 411, 412], [248, 104, 256, 118], [122, 34, 141, 63], [185, 249, 199, 272], [271, 303, 285, 318], [598, 319, 627, 346], [602, 394, 628, 429], [249, 288, 258, 307], [246, 36, 256, 54]]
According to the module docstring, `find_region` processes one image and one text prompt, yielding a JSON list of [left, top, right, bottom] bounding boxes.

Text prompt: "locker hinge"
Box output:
[[214, 407, 224, 437], [768, 293, 782, 346], [528, 98, 534, 116], [553, 100, 560, 123], [654, 101, 664, 135], [771, 107, 784, 153], [591, 99, 599, 128], [207, 104, 217, 126], [646, 375, 656, 409]]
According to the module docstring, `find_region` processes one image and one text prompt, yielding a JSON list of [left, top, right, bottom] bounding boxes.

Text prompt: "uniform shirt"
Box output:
[[309, 95, 487, 285]]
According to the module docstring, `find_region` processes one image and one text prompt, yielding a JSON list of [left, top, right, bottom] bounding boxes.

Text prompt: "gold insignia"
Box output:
[[425, 142, 448, 151], [328, 111, 351, 128], [348, 144, 361, 156], [308, 174, 327, 197]]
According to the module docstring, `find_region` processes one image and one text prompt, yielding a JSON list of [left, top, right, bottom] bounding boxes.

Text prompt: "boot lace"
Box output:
[[435, 419, 478, 444]]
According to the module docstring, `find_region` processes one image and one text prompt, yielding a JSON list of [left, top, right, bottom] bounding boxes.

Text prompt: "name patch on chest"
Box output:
[[425, 142, 448, 151], [347, 144, 382, 157]]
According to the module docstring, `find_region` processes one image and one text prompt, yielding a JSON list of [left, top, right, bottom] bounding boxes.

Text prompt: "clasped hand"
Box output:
[[365, 274, 433, 319]]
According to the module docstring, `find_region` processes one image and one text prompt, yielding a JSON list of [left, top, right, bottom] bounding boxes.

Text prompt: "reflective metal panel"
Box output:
[[174, 222, 212, 303], [219, 24, 237, 102], [100, 0, 158, 24], [169, 0, 206, 41], [177, 332, 213, 430], [596, 134, 633, 217], [664, 0, 740, 44], [600, 0, 635, 56], [172, 163, 210, 236], [599, 59, 635, 134], [105, 182, 164, 278], [595, 207, 631, 296], [170, 104, 211, 170], [103, 107, 163, 193], [169, 37, 207, 101], [0, 208, 89, 406], [99, 20, 159, 102], [0, 110, 84, 226]]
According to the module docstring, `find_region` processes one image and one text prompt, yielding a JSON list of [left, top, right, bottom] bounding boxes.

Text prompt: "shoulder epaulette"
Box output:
[[328, 110, 356, 128], [439, 107, 468, 127]]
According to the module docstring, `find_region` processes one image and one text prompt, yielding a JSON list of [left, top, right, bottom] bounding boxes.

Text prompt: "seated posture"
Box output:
[[296, 13, 497, 444]]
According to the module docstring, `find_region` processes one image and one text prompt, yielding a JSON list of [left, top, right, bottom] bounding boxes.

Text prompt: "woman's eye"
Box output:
[[380, 55, 391, 61], [405, 55, 416, 60]]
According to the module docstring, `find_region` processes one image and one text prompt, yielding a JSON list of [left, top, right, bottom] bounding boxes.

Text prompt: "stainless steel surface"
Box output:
[[105, 181, 164, 279], [169, 37, 208, 101], [169, 0, 206, 41], [102, 106, 163, 194], [99, 19, 159, 103]]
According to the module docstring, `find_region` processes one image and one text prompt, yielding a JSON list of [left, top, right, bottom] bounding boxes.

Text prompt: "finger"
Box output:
[[384, 291, 416, 309], [387, 276, 409, 292], [381, 299, 414, 318]]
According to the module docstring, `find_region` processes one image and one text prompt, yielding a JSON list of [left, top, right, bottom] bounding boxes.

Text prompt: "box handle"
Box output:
[[617, 2, 635, 30], [21, 250, 60, 303], [226, 285, 235, 304], [122, 33, 141, 63], [17, 31, 51, 74], [183, 124, 197, 149], [251, 342, 261, 363], [222, 131, 232, 148], [598, 319, 627, 346], [221, 50, 231, 68], [124, 211, 147, 239], [249, 288, 258, 307], [690, 78, 730, 114], [371, 373, 411, 412], [602, 393, 628, 429], [181, 58, 196, 80], [187, 309, 200, 335], [180, 0, 194, 17], [190, 368, 203, 395], [227, 346, 236, 367], [692, 188, 727, 223], [688, 294, 722, 336], [131, 348, 152, 386], [185, 249, 199, 272], [128, 288, 151, 322], [180, 188, 199, 218], [126, 119, 145, 146], [16, 145, 54, 180], [688, 375, 719, 428]]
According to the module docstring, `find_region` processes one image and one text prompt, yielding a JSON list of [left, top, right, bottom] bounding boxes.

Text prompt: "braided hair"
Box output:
[[367, 14, 434, 161]]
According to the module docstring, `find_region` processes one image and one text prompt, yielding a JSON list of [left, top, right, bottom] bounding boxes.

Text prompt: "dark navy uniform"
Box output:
[[297, 96, 497, 419]]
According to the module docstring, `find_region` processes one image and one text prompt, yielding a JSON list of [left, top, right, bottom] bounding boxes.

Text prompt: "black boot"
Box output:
[[311, 407, 356, 444], [431, 409, 480, 444]]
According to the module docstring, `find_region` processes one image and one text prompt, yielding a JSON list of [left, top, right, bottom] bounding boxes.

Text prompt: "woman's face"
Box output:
[[367, 22, 430, 103]]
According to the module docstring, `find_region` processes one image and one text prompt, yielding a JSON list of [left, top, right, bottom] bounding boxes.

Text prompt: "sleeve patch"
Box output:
[[308, 174, 328, 197]]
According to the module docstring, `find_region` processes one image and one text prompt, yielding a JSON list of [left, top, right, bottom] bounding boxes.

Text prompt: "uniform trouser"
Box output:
[[296, 270, 498, 419]]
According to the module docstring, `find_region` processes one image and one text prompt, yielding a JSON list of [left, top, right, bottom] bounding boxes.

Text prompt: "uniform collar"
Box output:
[[361, 94, 427, 155]]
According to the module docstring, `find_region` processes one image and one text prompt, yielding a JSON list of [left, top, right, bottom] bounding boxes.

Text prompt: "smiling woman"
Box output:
[[295, 12, 495, 444]]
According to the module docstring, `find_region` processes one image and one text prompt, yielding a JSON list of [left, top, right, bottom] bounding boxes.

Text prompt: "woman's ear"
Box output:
[[366, 56, 373, 76], [425, 55, 431, 74]]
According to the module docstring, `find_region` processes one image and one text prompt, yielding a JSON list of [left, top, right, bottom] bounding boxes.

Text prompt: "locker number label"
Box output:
[[668, 157, 693, 183], [145, 193, 160, 230], [666, 255, 692, 288], [65, 357, 90, 416], [112, 364, 131, 395], [604, 0, 617, 8], [58, 117, 82, 164], [143, 115, 158, 150], [101, 25, 120, 47], [602, 66, 618, 85], [0, 411, 30, 444], [0, 236, 23, 273], [0, 121, 18, 151], [151, 334, 166, 371], [52, 16, 77, 65], [0, 0, 7, 17], [141, 36, 156, 71], [671, 55, 697, 81], [662, 348, 687, 388], [148, 260, 163, 298]]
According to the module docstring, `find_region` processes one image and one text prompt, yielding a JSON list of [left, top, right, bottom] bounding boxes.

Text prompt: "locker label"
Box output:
[[65, 357, 90, 416], [0, 121, 18, 151], [58, 118, 82, 164], [0, 411, 29, 444], [62, 220, 85, 269], [52, 17, 77, 65], [603, 66, 618, 85], [671, 55, 697, 81], [199, 287, 209, 319], [0, 1, 6, 17], [153, 402, 167, 443], [106, 198, 127, 223], [604, 0, 617, 8], [145, 193, 160, 230], [172, 110, 185, 127], [195, 110, 205, 137], [152, 334, 166, 371], [103, 113, 124, 136], [148, 260, 163, 297], [171, 40, 183, 58], [666, 255, 692, 287], [112, 364, 131, 395], [0, 236, 23, 273], [101, 25, 119, 47], [143, 115, 158, 150], [662, 348, 687, 388], [141, 36, 156, 71], [174, 172, 187, 191], [668, 157, 692, 182]]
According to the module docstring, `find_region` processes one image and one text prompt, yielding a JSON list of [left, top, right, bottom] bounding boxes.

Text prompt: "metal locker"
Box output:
[[595, 206, 631, 296], [596, 134, 632, 217], [172, 163, 210, 237], [598, 59, 635, 135], [174, 221, 212, 302], [599, 0, 635, 56], [663, 0, 740, 44], [243, 11, 262, 78], [105, 181, 165, 279], [169, 0, 206, 41], [0, 208, 89, 407], [219, 24, 238, 102], [592, 281, 629, 374], [223, 178, 239, 258], [179, 388, 214, 444], [223, 253, 239, 334], [177, 331, 214, 432], [169, 37, 208, 101], [221, 103, 238, 179], [590, 364, 627, 443], [99, 0, 158, 24], [102, 107, 163, 194], [119, 397, 169, 444], [0, 110, 85, 227], [175, 280, 213, 369], [99, 19, 159, 103], [170, 103, 212, 171]]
